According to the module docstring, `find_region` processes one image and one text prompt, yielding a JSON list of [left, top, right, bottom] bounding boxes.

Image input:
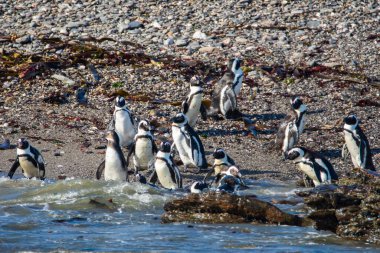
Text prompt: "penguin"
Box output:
[[126, 120, 158, 174], [108, 96, 136, 147], [217, 166, 246, 193], [8, 138, 45, 179], [96, 130, 129, 181], [203, 148, 235, 185], [171, 113, 208, 172], [342, 115, 376, 171], [285, 147, 339, 187], [275, 97, 307, 157], [208, 59, 244, 120], [190, 181, 209, 194], [149, 141, 182, 190], [181, 76, 207, 127]]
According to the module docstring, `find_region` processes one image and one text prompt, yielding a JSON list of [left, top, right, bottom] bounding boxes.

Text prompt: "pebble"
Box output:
[[15, 35, 32, 44], [175, 38, 189, 47], [192, 30, 207, 40]]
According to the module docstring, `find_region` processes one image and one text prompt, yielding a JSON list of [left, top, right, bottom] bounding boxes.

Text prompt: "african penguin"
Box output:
[[286, 147, 339, 187], [96, 130, 129, 181], [149, 141, 182, 190], [108, 96, 136, 147], [181, 76, 207, 127], [126, 120, 158, 174], [217, 166, 246, 193], [275, 97, 307, 157], [8, 138, 45, 179], [342, 115, 376, 171], [203, 148, 235, 185], [171, 113, 208, 172]]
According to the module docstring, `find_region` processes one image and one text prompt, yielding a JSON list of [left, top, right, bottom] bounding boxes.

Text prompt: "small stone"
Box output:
[[175, 38, 188, 47], [192, 30, 207, 40], [128, 21, 144, 30], [222, 38, 231, 46], [199, 46, 216, 53], [151, 21, 161, 29], [164, 38, 174, 46], [15, 35, 32, 44], [307, 20, 321, 28], [235, 37, 248, 44]]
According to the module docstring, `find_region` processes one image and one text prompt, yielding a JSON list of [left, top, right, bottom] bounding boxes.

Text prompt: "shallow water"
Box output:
[[0, 173, 378, 252]]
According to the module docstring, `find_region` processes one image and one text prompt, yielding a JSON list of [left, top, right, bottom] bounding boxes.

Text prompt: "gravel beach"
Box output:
[[0, 0, 379, 184]]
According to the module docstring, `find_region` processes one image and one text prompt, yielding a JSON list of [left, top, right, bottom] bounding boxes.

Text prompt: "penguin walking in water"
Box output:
[[342, 115, 376, 171], [126, 120, 158, 174], [285, 147, 338, 187], [149, 142, 182, 190], [171, 113, 208, 173], [96, 130, 129, 181], [8, 138, 45, 179], [217, 166, 246, 193], [203, 148, 235, 185], [275, 97, 307, 157], [209, 59, 244, 120], [108, 96, 136, 147], [182, 76, 207, 127]]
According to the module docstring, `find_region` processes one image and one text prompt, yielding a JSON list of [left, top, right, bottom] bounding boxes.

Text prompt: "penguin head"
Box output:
[[159, 141, 172, 153], [190, 76, 202, 87], [170, 113, 188, 126], [228, 58, 242, 74], [226, 166, 242, 178], [291, 97, 307, 113], [138, 120, 151, 132], [213, 148, 226, 159], [285, 147, 305, 161], [17, 138, 29, 150], [344, 115, 358, 128], [106, 130, 120, 144], [190, 181, 209, 193], [115, 96, 126, 108], [135, 173, 147, 184]]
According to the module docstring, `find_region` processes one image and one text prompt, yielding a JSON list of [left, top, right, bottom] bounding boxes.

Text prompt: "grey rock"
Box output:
[[66, 21, 88, 29], [192, 30, 207, 40], [128, 21, 144, 30], [15, 35, 32, 44], [175, 38, 188, 47], [307, 20, 321, 29]]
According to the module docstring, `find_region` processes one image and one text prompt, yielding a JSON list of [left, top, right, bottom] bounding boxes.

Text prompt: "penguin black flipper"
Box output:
[[200, 103, 207, 120], [226, 155, 236, 165], [152, 141, 158, 154], [126, 142, 136, 168], [96, 160, 105, 180], [185, 125, 207, 169], [182, 99, 189, 114], [39, 163, 46, 179], [304, 160, 323, 183], [8, 158, 20, 179], [148, 170, 158, 184], [358, 128, 376, 171]]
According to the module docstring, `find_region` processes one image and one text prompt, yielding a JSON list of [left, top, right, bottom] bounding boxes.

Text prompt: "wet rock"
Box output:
[[162, 192, 312, 226], [15, 35, 32, 44]]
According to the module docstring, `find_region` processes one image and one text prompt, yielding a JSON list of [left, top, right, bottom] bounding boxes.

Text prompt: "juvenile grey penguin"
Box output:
[[171, 113, 208, 172], [217, 166, 246, 193], [8, 138, 45, 179], [275, 97, 307, 157], [96, 130, 129, 181], [108, 96, 136, 147], [342, 115, 376, 171], [286, 147, 339, 187], [203, 148, 235, 184], [126, 120, 158, 174], [149, 142, 182, 190], [209, 59, 244, 120], [182, 76, 207, 127]]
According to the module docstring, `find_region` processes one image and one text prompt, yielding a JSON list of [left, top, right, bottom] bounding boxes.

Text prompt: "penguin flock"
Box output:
[[5, 58, 378, 194]]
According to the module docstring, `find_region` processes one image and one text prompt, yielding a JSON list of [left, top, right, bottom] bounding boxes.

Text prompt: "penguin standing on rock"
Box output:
[[209, 59, 244, 120], [108, 96, 136, 147], [8, 138, 45, 179], [342, 115, 376, 171], [275, 97, 307, 157], [126, 120, 158, 174], [286, 147, 338, 187], [203, 148, 235, 185], [149, 142, 182, 190], [96, 130, 129, 181], [182, 76, 207, 128], [171, 113, 208, 173]]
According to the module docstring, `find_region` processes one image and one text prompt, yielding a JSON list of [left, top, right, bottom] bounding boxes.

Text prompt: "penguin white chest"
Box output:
[[104, 148, 126, 181], [297, 162, 321, 186], [19, 157, 40, 178], [134, 138, 153, 169], [344, 132, 362, 167], [115, 111, 135, 146], [172, 127, 193, 165], [186, 94, 202, 126], [155, 160, 177, 189]]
